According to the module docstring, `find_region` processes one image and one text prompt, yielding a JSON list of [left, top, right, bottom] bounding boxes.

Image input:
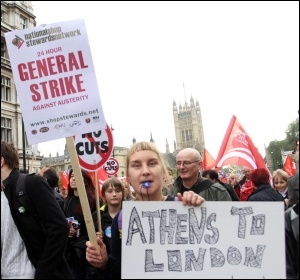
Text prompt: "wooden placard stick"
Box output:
[[66, 136, 98, 252], [94, 171, 102, 234]]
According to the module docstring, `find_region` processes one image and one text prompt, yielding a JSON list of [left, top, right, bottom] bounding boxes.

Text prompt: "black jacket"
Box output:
[[92, 204, 114, 255], [285, 200, 299, 279], [287, 172, 299, 208], [247, 184, 284, 202], [53, 189, 64, 211], [3, 169, 72, 279], [219, 181, 240, 201]]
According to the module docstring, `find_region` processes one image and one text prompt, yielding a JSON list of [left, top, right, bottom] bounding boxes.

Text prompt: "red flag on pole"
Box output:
[[60, 170, 69, 190], [88, 167, 109, 198], [283, 154, 296, 176], [215, 115, 266, 169], [203, 148, 215, 170]]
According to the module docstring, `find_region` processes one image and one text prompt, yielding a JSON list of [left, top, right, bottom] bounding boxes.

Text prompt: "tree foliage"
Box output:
[[268, 117, 299, 170], [285, 118, 299, 150]]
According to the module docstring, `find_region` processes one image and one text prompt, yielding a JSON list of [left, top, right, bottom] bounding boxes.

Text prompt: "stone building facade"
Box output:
[[1, 1, 43, 173], [172, 97, 205, 156]]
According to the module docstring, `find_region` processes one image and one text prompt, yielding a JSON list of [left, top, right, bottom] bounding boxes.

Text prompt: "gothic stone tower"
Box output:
[[173, 97, 205, 155]]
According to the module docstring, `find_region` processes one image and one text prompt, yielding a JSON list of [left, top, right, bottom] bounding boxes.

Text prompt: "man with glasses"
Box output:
[[169, 148, 232, 201]]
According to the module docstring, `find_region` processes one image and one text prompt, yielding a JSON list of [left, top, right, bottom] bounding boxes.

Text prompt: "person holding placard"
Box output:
[[64, 168, 98, 279], [85, 141, 205, 279]]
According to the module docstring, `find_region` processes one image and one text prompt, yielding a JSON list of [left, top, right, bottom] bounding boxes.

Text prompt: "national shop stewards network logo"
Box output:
[[12, 35, 24, 49], [10, 26, 82, 49]]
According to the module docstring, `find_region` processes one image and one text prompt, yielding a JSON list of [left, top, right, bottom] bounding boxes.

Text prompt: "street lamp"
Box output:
[[26, 151, 30, 174], [22, 119, 26, 173], [111, 125, 115, 157], [271, 152, 275, 171]]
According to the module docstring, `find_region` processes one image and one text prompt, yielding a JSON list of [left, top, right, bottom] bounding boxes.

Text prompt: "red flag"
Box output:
[[88, 167, 109, 198], [215, 115, 266, 169], [283, 154, 296, 176], [60, 170, 69, 190], [97, 168, 109, 191], [203, 148, 215, 170]]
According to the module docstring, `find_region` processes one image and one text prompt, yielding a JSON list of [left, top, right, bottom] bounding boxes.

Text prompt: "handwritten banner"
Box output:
[[122, 201, 285, 279]]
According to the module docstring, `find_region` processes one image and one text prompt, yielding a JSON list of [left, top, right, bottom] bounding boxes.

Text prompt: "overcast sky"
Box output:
[[32, 1, 299, 159]]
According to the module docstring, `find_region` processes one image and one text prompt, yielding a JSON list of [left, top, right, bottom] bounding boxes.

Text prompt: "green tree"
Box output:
[[285, 118, 299, 150], [268, 117, 299, 170]]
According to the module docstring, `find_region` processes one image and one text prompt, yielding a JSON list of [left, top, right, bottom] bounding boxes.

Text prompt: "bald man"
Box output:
[[170, 148, 231, 201]]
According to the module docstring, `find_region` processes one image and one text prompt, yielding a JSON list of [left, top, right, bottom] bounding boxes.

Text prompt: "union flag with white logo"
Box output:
[[214, 115, 266, 170]]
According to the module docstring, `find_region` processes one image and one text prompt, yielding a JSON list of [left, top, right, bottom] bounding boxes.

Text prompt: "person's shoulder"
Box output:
[[173, 176, 182, 185], [288, 172, 299, 182], [211, 182, 227, 192], [223, 183, 232, 188], [26, 172, 44, 183], [25, 173, 52, 193], [238, 177, 246, 184], [54, 191, 64, 201]]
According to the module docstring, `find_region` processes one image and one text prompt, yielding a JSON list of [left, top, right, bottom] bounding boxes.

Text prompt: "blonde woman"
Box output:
[[272, 169, 290, 207], [86, 141, 205, 279]]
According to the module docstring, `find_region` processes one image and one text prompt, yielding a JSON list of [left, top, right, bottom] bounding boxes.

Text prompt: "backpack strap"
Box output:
[[16, 173, 40, 221], [16, 173, 27, 195], [16, 173, 32, 213]]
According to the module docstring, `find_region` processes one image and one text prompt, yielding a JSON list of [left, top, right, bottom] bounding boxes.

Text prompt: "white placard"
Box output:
[[122, 201, 286, 279], [5, 19, 106, 144]]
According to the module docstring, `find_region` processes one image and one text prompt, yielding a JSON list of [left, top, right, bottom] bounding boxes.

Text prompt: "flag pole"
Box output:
[[94, 171, 102, 234], [66, 136, 98, 251]]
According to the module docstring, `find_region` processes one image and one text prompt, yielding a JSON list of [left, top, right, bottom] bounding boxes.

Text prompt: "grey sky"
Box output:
[[32, 1, 299, 158]]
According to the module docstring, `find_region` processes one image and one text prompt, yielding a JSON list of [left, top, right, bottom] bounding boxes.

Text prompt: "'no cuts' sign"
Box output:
[[73, 124, 113, 171], [103, 157, 119, 176]]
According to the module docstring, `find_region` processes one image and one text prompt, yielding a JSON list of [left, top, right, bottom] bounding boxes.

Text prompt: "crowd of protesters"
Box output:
[[1, 140, 298, 279]]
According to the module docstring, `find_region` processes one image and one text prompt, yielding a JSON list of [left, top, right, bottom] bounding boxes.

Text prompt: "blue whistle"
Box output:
[[142, 181, 151, 188]]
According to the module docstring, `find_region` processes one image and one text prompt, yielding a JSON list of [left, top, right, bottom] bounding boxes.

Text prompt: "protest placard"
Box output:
[[122, 201, 285, 279], [74, 125, 114, 172], [4, 19, 106, 145], [4, 19, 108, 250]]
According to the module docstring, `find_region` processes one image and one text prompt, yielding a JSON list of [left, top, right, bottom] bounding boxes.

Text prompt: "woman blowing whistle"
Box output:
[[86, 141, 205, 279]]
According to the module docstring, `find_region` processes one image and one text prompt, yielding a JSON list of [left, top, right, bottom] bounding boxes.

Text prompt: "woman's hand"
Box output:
[[176, 191, 205, 206], [86, 237, 108, 270]]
